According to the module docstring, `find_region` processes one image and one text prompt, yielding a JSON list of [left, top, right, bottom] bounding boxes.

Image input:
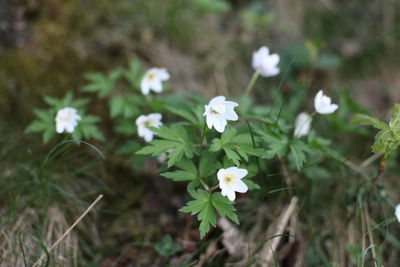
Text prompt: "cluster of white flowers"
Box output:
[[51, 46, 341, 202]]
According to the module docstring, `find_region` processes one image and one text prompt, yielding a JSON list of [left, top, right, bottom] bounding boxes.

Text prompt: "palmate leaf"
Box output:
[[136, 124, 196, 167], [161, 157, 197, 181], [180, 189, 216, 238], [26, 93, 104, 143], [209, 127, 263, 166], [389, 104, 400, 129], [109, 95, 142, 118], [289, 139, 312, 171], [252, 125, 289, 159], [82, 68, 123, 98], [180, 190, 239, 238], [352, 114, 389, 130], [160, 151, 219, 182], [353, 106, 400, 156]]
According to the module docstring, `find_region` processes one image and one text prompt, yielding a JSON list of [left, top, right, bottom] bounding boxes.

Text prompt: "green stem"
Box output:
[[198, 122, 208, 190], [244, 70, 261, 96], [199, 122, 207, 159]]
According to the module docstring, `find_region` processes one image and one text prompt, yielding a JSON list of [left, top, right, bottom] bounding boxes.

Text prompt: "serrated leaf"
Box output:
[[166, 106, 198, 125], [209, 127, 262, 166], [211, 192, 239, 224], [352, 114, 388, 130], [138, 124, 196, 168], [160, 170, 197, 181], [179, 190, 216, 238]]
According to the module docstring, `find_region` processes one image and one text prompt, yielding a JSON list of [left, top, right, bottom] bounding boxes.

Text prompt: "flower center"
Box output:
[[223, 173, 235, 187], [143, 120, 153, 127], [210, 108, 220, 115], [146, 73, 156, 81], [58, 112, 72, 122]]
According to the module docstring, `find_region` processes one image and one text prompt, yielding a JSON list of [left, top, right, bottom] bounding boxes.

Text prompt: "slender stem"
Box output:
[[199, 121, 207, 159], [210, 184, 219, 192], [198, 122, 208, 191], [244, 70, 260, 96], [201, 180, 210, 191], [246, 119, 261, 173]]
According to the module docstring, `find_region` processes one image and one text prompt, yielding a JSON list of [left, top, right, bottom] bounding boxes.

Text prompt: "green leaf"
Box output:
[[161, 170, 197, 181], [209, 127, 263, 166], [179, 190, 216, 238], [211, 192, 239, 224], [166, 106, 198, 125], [242, 178, 261, 190], [154, 235, 181, 257], [352, 114, 388, 130], [389, 104, 400, 129], [138, 124, 196, 167], [82, 69, 122, 98]]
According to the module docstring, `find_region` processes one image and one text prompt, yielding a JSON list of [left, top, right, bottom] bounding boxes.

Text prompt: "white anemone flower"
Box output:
[[252, 46, 280, 77], [140, 67, 170, 95], [217, 167, 248, 201], [294, 112, 312, 138], [135, 113, 163, 142], [314, 90, 339, 114], [55, 107, 81, 134], [203, 96, 239, 133], [395, 204, 400, 223]]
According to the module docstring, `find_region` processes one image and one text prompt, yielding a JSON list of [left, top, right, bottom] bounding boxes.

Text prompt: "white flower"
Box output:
[[217, 167, 248, 201], [140, 67, 170, 95], [55, 107, 81, 134], [135, 113, 163, 142], [203, 96, 239, 133], [314, 90, 339, 114], [252, 46, 280, 77], [294, 112, 312, 138], [395, 204, 400, 223]]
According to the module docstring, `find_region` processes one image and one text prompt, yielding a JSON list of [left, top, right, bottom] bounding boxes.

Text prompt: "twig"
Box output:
[[261, 196, 298, 265], [360, 153, 382, 168], [363, 204, 378, 267], [32, 194, 103, 267]]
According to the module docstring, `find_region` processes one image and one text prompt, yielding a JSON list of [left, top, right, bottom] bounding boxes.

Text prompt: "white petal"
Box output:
[[157, 68, 170, 81], [209, 96, 226, 106], [395, 204, 400, 223], [143, 130, 154, 142], [217, 168, 226, 182], [223, 109, 238, 121], [141, 80, 150, 95], [314, 90, 323, 109], [151, 80, 163, 93], [294, 112, 312, 138], [268, 53, 280, 67], [213, 116, 227, 133], [230, 167, 248, 179], [224, 100, 239, 108], [233, 180, 248, 193], [321, 104, 339, 114], [203, 105, 209, 116], [206, 114, 216, 130], [136, 115, 147, 126], [56, 122, 65, 133], [212, 103, 226, 114], [226, 189, 236, 201], [65, 122, 75, 133], [148, 113, 162, 122]]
